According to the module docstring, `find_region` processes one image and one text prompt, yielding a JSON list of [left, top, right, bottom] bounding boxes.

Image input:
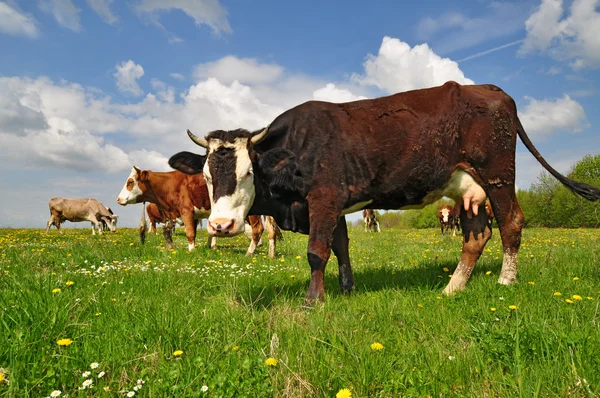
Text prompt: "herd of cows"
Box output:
[[44, 81, 600, 302]]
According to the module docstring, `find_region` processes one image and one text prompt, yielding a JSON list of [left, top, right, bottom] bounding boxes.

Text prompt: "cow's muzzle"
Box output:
[[207, 218, 236, 236]]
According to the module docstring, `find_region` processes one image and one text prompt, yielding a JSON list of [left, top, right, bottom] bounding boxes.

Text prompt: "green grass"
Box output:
[[0, 227, 599, 397]]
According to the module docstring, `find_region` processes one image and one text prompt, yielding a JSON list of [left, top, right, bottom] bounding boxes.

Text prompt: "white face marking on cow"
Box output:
[[441, 208, 450, 223], [117, 167, 144, 205], [204, 138, 256, 236]]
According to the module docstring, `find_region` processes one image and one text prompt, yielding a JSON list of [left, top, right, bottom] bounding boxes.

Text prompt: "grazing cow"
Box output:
[[438, 204, 455, 235], [169, 81, 600, 302], [46, 198, 118, 234], [146, 203, 183, 234], [116, 166, 280, 257], [362, 209, 380, 232]]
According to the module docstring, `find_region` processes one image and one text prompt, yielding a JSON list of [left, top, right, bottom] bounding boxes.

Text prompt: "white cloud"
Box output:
[[86, 0, 117, 24], [193, 56, 284, 85], [170, 72, 184, 80], [114, 60, 145, 96], [134, 0, 231, 38], [417, 3, 529, 54], [520, 0, 600, 69], [0, 2, 40, 38], [39, 0, 81, 32], [352, 37, 474, 94], [312, 84, 367, 103], [518, 95, 589, 137]]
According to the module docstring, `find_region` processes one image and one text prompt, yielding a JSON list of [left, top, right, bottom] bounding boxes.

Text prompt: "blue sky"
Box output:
[[1, 0, 599, 227]]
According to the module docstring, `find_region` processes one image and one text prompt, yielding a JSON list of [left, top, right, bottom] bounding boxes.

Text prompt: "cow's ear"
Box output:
[[169, 151, 206, 175], [258, 148, 305, 196], [140, 170, 149, 180]]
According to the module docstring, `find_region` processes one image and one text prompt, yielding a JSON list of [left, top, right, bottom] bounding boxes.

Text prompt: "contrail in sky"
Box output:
[[458, 39, 525, 63]]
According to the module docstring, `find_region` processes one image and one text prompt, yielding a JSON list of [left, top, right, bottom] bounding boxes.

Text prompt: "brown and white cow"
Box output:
[[146, 203, 184, 234], [116, 166, 280, 256], [438, 204, 455, 235], [362, 209, 380, 232], [46, 198, 118, 234], [169, 81, 600, 302]]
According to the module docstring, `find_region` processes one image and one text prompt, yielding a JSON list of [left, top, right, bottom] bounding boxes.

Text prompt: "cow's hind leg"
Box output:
[[332, 216, 354, 294], [265, 216, 279, 259], [443, 205, 492, 295], [487, 186, 524, 285]]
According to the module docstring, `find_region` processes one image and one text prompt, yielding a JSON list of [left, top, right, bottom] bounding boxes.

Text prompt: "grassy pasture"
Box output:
[[0, 226, 599, 397]]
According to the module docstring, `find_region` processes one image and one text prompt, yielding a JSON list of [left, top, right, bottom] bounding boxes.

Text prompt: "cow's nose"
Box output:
[[208, 218, 234, 235]]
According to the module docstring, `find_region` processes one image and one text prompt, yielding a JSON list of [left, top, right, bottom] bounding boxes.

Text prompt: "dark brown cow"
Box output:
[[116, 166, 280, 257], [169, 81, 600, 302], [362, 209, 380, 232], [438, 204, 455, 235]]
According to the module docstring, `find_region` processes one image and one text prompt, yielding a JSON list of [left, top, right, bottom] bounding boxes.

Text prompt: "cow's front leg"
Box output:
[[91, 222, 96, 235], [332, 216, 354, 293], [305, 191, 344, 303], [163, 219, 175, 250], [181, 212, 197, 251]]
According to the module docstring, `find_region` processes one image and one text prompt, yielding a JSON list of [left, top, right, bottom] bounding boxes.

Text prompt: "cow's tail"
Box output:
[[139, 202, 147, 244], [517, 119, 600, 201]]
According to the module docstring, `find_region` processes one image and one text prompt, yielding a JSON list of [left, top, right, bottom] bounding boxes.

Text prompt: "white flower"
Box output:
[[82, 371, 91, 378], [97, 371, 105, 378], [499, 296, 505, 301], [90, 362, 99, 369], [134, 385, 140, 391], [50, 391, 62, 397], [448, 356, 456, 360], [137, 379, 144, 384], [127, 392, 135, 397], [201, 385, 209, 392], [82, 379, 93, 388]]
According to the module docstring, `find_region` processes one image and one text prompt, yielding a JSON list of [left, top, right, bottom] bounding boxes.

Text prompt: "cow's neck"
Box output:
[[140, 171, 175, 211]]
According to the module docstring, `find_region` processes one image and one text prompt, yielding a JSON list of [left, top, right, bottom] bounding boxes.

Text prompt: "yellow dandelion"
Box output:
[[528, 281, 535, 285], [295, 255, 301, 260], [95, 312, 101, 316], [0, 373, 4, 383], [573, 277, 579, 281], [565, 299, 574, 304], [490, 307, 496, 312], [436, 296, 442, 300], [485, 271, 492, 275], [233, 346, 239, 351], [572, 295, 582, 301], [508, 305, 517, 310], [52, 288, 61, 294], [173, 350, 184, 357], [370, 342, 384, 351], [442, 267, 449, 272], [417, 303, 423, 308], [129, 242, 134, 246], [336, 388, 352, 398], [57, 338, 73, 346], [265, 357, 278, 366], [587, 297, 594, 301], [65, 281, 75, 286], [553, 292, 562, 296]]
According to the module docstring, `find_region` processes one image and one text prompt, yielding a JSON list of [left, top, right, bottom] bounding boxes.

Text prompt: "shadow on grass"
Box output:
[[235, 258, 504, 310]]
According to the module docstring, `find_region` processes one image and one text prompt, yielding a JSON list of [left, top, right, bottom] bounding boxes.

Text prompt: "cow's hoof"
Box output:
[[498, 276, 517, 286]]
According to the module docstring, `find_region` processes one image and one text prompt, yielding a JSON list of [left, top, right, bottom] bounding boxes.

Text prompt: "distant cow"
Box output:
[[362, 209, 380, 232], [46, 198, 118, 234], [438, 204, 455, 235], [116, 166, 280, 256], [169, 81, 600, 302], [146, 203, 183, 234]]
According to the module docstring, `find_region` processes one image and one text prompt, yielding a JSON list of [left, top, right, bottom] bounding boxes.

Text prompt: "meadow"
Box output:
[[0, 226, 599, 397]]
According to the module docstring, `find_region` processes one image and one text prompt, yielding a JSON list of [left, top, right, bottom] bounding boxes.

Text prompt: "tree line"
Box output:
[[352, 154, 600, 229]]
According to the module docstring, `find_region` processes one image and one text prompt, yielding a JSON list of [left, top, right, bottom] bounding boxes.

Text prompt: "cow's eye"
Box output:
[[245, 171, 253, 179]]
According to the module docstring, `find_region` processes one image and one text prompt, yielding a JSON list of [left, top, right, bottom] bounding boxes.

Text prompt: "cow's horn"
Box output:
[[187, 129, 208, 148], [250, 125, 269, 144]]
